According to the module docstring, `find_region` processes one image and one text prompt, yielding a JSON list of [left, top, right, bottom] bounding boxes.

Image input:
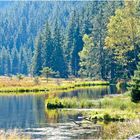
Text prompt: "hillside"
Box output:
[[1, 1, 138, 82]]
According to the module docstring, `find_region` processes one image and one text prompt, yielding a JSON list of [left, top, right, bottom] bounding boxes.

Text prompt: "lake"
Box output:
[[0, 85, 126, 139]]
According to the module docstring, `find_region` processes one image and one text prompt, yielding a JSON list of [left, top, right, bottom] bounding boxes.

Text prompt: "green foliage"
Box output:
[[105, 1, 140, 80], [33, 77, 40, 85], [32, 21, 68, 78], [0, 1, 133, 81], [0, 2, 85, 76], [16, 74, 24, 81], [79, 34, 101, 79], [65, 11, 83, 77], [130, 55, 140, 102], [51, 21, 68, 77], [32, 35, 43, 76], [40, 67, 54, 82], [46, 97, 96, 109], [89, 109, 138, 121], [99, 95, 138, 111]]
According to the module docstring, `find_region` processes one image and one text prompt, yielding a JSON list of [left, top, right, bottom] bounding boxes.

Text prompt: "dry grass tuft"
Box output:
[[103, 120, 140, 139], [0, 129, 30, 140]]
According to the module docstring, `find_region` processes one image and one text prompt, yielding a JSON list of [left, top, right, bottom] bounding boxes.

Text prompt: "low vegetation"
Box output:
[[129, 59, 140, 103], [102, 120, 140, 139], [0, 130, 30, 140], [87, 109, 139, 122], [46, 92, 140, 121], [46, 97, 96, 109], [0, 76, 109, 93]]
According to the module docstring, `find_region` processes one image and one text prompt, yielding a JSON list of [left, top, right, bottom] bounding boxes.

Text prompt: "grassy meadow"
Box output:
[[0, 76, 109, 93]]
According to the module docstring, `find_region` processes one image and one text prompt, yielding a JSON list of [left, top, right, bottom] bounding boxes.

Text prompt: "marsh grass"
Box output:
[[88, 109, 139, 121], [46, 92, 140, 111], [102, 120, 140, 139], [0, 76, 109, 93], [46, 92, 140, 120], [0, 129, 30, 140], [46, 97, 97, 109], [99, 93, 140, 111]]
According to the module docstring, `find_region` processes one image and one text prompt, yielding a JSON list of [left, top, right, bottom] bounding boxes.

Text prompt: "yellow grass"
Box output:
[[0, 76, 109, 93], [0, 130, 30, 140]]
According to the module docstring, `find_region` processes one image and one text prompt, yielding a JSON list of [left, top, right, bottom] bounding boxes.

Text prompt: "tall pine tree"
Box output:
[[51, 20, 68, 77]]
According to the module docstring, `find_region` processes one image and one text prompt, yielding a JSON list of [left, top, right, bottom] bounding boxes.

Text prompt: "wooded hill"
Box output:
[[0, 1, 139, 81]]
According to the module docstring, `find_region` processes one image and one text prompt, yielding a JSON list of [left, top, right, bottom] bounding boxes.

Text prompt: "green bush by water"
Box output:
[[46, 97, 97, 109], [88, 109, 138, 121]]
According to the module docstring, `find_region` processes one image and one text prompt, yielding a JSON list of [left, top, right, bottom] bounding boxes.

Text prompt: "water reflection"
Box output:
[[0, 85, 126, 130], [45, 109, 82, 124], [52, 85, 125, 100], [0, 85, 127, 139], [0, 95, 46, 129]]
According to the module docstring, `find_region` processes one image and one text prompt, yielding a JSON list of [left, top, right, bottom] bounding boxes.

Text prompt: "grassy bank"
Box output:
[[45, 92, 140, 120], [46, 92, 137, 110], [45, 92, 140, 139], [102, 120, 140, 139], [0, 76, 109, 93]]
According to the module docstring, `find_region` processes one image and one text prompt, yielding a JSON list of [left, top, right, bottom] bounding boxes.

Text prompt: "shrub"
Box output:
[[130, 59, 140, 102], [33, 77, 40, 85]]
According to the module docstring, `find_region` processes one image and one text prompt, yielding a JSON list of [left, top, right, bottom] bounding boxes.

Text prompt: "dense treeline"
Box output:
[[0, 1, 140, 81], [32, 1, 123, 79], [0, 1, 85, 76]]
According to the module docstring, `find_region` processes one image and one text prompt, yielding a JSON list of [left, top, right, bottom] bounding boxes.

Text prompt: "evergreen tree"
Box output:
[[32, 35, 43, 76], [71, 14, 83, 77], [0, 1, 125, 78], [0, 47, 11, 75], [40, 67, 53, 82], [130, 54, 140, 102], [65, 11, 76, 74], [41, 21, 52, 68], [19, 47, 28, 75], [80, 4, 93, 35], [51, 20, 68, 78], [65, 11, 83, 77], [11, 47, 19, 75]]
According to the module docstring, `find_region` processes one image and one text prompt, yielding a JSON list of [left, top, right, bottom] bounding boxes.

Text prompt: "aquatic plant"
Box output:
[[88, 109, 138, 121], [46, 97, 97, 109]]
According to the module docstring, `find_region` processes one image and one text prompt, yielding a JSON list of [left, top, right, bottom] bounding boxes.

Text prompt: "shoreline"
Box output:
[[0, 78, 109, 94]]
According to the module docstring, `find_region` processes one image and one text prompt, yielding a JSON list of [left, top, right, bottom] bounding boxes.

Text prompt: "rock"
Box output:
[[128, 134, 140, 140]]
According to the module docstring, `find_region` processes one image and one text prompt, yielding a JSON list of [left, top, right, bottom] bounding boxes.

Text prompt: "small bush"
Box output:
[[104, 113, 111, 121], [33, 77, 40, 85]]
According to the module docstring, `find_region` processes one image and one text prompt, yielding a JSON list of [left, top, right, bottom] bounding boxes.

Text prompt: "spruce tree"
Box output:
[[130, 55, 140, 102], [65, 11, 76, 75], [41, 21, 52, 68], [32, 34, 43, 76], [11, 47, 19, 75], [19, 47, 28, 75], [51, 20, 68, 78], [65, 11, 83, 77], [0, 47, 11, 75], [70, 16, 83, 77]]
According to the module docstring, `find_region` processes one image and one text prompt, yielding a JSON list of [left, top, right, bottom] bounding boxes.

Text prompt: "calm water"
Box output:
[[0, 85, 126, 139]]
